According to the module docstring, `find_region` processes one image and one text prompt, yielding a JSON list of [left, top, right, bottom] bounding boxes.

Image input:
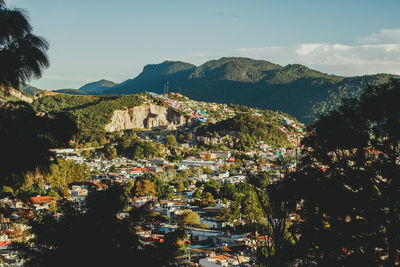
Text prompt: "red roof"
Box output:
[[30, 196, 58, 204], [128, 168, 148, 171], [0, 241, 10, 247]]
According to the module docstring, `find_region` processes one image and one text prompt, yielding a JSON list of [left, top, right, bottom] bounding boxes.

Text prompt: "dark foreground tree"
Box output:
[[280, 79, 400, 266], [0, 1, 77, 190], [14, 185, 186, 267], [0, 0, 49, 90], [243, 169, 298, 267], [0, 102, 77, 187]]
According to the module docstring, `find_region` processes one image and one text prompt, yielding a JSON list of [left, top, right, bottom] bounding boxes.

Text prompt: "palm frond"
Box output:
[[0, 33, 49, 88], [0, 8, 31, 43]]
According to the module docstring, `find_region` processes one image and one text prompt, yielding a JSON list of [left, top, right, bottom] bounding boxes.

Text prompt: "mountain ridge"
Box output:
[[79, 79, 117, 94], [19, 57, 400, 123], [102, 57, 397, 122]]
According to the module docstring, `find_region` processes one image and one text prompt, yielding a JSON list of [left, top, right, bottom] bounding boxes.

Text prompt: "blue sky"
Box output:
[[8, 0, 400, 89]]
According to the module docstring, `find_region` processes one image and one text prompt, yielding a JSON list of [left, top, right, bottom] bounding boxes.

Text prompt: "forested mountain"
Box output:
[[79, 79, 117, 94], [111, 61, 196, 93], [18, 58, 399, 123], [103, 57, 398, 122], [21, 85, 42, 96]]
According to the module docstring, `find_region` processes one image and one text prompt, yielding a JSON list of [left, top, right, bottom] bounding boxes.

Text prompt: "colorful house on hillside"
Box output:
[[29, 196, 58, 210]]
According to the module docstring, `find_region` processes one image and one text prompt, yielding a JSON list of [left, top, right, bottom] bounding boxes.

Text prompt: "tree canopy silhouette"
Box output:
[[0, 0, 49, 89], [278, 79, 400, 266], [0, 0, 75, 189], [14, 185, 186, 267], [0, 102, 77, 187]]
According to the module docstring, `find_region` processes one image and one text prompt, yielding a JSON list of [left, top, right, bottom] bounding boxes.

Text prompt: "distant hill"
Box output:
[[79, 79, 117, 94], [53, 89, 89, 95], [104, 57, 398, 122], [111, 61, 195, 94], [21, 85, 42, 96]]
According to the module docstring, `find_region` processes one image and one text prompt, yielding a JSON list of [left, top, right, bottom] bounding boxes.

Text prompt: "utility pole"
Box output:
[[76, 114, 80, 149], [166, 81, 169, 95]]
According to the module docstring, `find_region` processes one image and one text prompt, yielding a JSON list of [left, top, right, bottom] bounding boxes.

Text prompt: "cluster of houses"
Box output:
[[0, 94, 306, 266], [278, 115, 304, 147], [149, 92, 236, 123], [0, 157, 296, 266]]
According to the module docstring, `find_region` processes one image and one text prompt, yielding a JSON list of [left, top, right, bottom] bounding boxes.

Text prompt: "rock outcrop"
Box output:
[[105, 102, 190, 132], [0, 86, 33, 103]]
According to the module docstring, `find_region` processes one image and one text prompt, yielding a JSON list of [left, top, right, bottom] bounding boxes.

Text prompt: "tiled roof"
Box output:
[[29, 196, 57, 204]]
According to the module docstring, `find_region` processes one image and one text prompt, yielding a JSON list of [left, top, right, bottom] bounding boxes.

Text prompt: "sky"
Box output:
[[8, 0, 400, 90]]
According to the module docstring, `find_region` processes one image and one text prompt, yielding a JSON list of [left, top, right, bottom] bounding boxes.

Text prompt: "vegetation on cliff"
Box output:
[[32, 93, 145, 145]]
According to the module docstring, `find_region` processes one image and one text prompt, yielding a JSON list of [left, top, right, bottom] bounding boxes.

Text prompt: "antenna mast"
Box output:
[[166, 81, 169, 95]]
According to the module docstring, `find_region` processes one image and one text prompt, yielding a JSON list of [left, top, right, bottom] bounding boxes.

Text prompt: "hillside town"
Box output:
[[2, 0, 400, 265], [0, 94, 305, 266]]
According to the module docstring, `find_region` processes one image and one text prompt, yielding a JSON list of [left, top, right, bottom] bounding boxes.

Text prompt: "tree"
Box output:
[[220, 183, 236, 201], [228, 158, 297, 267], [193, 189, 202, 199], [0, 186, 14, 198], [138, 173, 172, 199], [176, 210, 208, 229], [281, 79, 400, 266], [42, 159, 90, 189], [14, 185, 186, 266], [200, 192, 216, 207], [0, 1, 76, 189], [203, 166, 213, 175], [219, 182, 264, 223], [47, 189, 60, 198], [183, 179, 189, 189], [134, 180, 156, 197], [203, 178, 219, 198], [0, 104, 77, 188], [104, 145, 117, 159], [0, 0, 49, 89], [165, 134, 178, 148], [143, 141, 158, 158], [187, 132, 193, 142], [108, 165, 117, 173], [176, 180, 184, 192], [123, 179, 135, 197], [133, 145, 144, 158]]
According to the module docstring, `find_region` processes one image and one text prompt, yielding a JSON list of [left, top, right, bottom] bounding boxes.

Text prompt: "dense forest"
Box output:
[[197, 113, 292, 149]]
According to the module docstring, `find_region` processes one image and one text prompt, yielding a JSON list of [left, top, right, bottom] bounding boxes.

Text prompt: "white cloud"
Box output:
[[182, 29, 400, 77], [234, 43, 400, 76], [357, 28, 400, 44]]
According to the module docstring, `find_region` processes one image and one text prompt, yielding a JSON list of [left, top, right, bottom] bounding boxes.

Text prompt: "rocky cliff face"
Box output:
[[0, 86, 33, 103], [105, 102, 190, 132]]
